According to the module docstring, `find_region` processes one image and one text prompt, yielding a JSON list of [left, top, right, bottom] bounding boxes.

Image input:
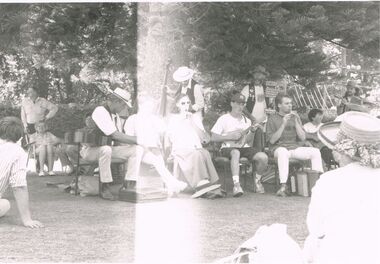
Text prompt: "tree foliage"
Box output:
[[0, 3, 137, 104], [170, 2, 379, 88]]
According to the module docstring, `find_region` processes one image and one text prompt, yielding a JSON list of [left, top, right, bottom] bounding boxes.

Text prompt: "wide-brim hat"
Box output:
[[112, 88, 132, 107], [173, 66, 194, 82], [191, 183, 221, 199], [318, 111, 380, 149]]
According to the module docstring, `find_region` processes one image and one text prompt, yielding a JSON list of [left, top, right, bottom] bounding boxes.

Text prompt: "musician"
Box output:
[[79, 88, 144, 201], [123, 94, 187, 195], [166, 94, 224, 199], [266, 92, 323, 197], [0, 117, 43, 228], [173, 66, 204, 122], [241, 65, 271, 124], [211, 93, 268, 197]]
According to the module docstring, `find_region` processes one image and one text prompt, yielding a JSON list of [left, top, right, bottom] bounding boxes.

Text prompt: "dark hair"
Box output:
[[274, 92, 291, 111], [0, 117, 24, 143], [354, 87, 362, 97], [308, 108, 323, 121]]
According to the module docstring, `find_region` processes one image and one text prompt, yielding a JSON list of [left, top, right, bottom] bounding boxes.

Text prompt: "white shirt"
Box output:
[[241, 84, 267, 123], [305, 163, 380, 263], [211, 113, 251, 148], [124, 113, 165, 148], [303, 122, 322, 134], [167, 114, 202, 151], [21, 97, 58, 125], [91, 106, 121, 136], [0, 140, 28, 197]]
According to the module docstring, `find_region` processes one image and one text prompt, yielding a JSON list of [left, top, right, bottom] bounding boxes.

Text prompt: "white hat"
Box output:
[[173, 66, 194, 82], [112, 88, 132, 107], [318, 111, 380, 149]]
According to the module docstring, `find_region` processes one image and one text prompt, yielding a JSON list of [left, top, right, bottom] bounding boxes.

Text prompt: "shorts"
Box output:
[[220, 147, 260, 160]]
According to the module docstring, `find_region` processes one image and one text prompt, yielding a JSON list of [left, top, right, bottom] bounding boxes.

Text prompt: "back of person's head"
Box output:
[[274, 92, 291, 112], [308, 108, 323, 122], [0, 117, 24, 143]]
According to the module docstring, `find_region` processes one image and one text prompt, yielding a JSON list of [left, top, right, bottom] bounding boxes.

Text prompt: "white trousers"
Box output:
[[274, 147, 324, 184], [0, 199, 10, 218], [80, 145, 144, 183]]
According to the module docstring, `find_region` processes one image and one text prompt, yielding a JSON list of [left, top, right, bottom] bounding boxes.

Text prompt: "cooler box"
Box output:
[[296, 170, 321, 197], [118, 187, 168, 203]]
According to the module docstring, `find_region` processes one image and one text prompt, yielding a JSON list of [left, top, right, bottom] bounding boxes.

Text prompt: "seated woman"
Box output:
[[166, 94, 224, 199], [303, 109, 335, 170]]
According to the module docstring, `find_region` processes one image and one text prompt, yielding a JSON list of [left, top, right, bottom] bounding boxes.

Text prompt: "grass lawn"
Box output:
[[0, 172, 310, 263]]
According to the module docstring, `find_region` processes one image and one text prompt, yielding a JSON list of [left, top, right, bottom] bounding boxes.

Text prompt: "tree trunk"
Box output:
[[61, 69, 75, 103], [137, 3, 190, 114]]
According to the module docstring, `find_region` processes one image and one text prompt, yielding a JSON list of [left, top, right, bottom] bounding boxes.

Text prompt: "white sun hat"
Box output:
[[112, 87, 132, 107], [173, 66, 194, 82]]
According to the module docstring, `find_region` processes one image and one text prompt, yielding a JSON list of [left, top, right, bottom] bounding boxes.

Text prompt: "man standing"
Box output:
[[173, 66, 205, 124], [241, 65, 270, 124], [211, 93, 268, 197], [80, 88, 144, 201], [0, 117, 43, 228], [266, 92, 323, 197]]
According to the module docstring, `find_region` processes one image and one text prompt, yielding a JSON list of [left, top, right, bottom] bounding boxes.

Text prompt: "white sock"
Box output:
[[256, 174, 262, 182], [232, 175, 239, 184]]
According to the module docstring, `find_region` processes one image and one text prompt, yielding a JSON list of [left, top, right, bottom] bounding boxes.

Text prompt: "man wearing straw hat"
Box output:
[[79, 88, 144, 200], [173, 66, 205, 124], [303, 111, 380, 263]]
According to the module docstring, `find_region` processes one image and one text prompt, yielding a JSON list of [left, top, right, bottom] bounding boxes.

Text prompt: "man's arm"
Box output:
[[211, 131, 243, 142], [294, 114, 306, 141], [20, 105, 27, 129], [13, 186, 43, 228], [44, 100, 59, 120], [192, 84, 205, 112], [110, 131, 137, 145]]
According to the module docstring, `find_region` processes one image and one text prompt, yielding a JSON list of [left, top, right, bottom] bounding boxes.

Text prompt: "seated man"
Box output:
[[79, 88, 145, 201], [123, 94, 187, 195], [0, 117, 43, 228], [266, 93, 323, 197], [211, 93, 268, 197], [303, 109, 335, 170]]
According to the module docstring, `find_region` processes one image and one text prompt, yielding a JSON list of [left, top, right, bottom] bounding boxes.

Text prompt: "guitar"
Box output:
[[225, 121, 265, 148]]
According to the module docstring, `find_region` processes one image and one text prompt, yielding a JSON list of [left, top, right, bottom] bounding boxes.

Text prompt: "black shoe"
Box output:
[[100, 183, 115, 201], [120, 180, 137, 191]]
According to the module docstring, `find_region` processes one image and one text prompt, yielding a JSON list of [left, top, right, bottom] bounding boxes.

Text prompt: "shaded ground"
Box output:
[[0, 173, 310, 263]]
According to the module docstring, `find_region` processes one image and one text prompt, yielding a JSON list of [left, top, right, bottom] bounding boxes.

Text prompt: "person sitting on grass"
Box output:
[[0, 117, 44, 228], [304, 112, 380, 263]]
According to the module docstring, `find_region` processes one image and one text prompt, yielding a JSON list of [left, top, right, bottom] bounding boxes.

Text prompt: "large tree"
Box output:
[[169, 2, 379, 88], [0, 3, 137, 104]]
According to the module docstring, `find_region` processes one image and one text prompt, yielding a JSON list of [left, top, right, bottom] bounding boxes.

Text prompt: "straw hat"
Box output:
[[112, 88, 132, 107], [173, 66, 194, 82], [318, 111, 380, 167]]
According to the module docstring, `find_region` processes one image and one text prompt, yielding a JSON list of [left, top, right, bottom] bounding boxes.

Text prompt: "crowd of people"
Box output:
[[0, 65, 379, 263]]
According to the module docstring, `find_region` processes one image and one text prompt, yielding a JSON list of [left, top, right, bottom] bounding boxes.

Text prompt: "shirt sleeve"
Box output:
[[265, 115, 277, 142], [124, 115, 136, 136], [9, 150, 27, 188], [41, 98, 58, 119], [192, 84, 205, 112], [91, 106, 117, 136], [211, 116, 225, 135], [241, 85, 249, 102]]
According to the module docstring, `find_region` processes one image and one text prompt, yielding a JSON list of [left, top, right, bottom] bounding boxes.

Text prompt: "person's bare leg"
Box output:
[[38, 146, 47, 175], [47, 144, 54, 173]]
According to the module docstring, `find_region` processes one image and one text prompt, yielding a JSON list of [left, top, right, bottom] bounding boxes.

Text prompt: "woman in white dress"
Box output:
[[166, 94, 224, 198]]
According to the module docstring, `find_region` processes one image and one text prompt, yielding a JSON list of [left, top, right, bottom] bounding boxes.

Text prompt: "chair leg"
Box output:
[[74, 144, 80, 195], [251, 162, 256, 193]]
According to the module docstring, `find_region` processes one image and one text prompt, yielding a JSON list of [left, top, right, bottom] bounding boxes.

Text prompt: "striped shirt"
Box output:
[[0, 139, 28, 198]]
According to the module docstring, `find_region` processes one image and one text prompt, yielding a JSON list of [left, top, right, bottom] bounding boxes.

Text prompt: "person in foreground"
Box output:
[[304, 111, 380, 263], [0, 117, 43, 228]]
